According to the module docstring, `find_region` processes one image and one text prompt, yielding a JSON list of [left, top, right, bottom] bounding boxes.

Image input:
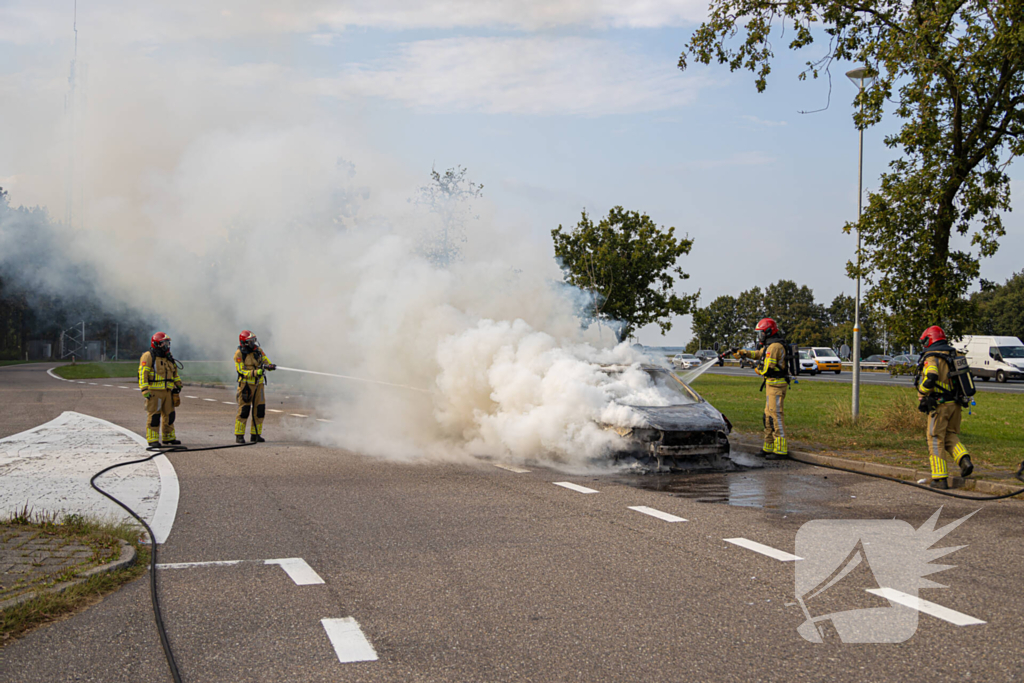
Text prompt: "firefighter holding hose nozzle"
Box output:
[[235, 330, 275, 443], [734, 318, 792, 459], [139, 332, 183, 447], [916, 325, 975, 489]]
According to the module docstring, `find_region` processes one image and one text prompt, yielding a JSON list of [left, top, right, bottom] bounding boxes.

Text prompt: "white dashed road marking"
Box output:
[[186, 396, 198, 399], [158, 557, 324, 586], [494, 463, 530, 473], [203, 398, 217, 402], [725, 538, 802, 562], [290, 413, 308, 418], [866, 588, 986, 626], [265, 558, 325, 585], [553, 482, 599, 494], [102, 384, 113, 387], [222, 402, 234, 405], [316, 418, 332, 423], [268, 409, 283, 413], [628, 506, 687, 523], [119, 386, 130, 390], [321, 618, 378, 663]]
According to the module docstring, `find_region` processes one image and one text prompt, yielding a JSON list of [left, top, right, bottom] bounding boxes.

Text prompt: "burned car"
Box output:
[[602, 365, 734, 472]]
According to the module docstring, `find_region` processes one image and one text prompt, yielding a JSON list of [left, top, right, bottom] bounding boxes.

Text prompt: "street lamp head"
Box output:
[[846, 66, 876, 89]]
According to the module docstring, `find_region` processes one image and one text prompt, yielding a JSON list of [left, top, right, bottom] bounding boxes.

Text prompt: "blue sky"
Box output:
[[1, 2, 1021, 346]]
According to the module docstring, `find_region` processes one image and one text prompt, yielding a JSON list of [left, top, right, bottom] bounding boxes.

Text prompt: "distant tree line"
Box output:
[[0, 188, 152, 361], [686, 280, 891, 356], [972, 272, 1024, 339]]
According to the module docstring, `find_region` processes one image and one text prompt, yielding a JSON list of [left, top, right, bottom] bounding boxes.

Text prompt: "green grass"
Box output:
[[53, 361, 235, 384], [1, 510, 148, 646], [689, 373, 1024, 475]]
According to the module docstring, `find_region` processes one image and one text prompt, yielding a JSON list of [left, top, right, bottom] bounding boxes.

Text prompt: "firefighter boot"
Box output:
[[958, 454, 974, 478], [930, 478, 949, 489], [250, 434, 265, 443], [163, 440, 181, 446], [236, 435, 245, 444]]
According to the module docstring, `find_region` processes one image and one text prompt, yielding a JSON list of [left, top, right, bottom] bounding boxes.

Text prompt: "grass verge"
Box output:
[[53, 361, 234, 384], [1, 510, 148, 646], [689, 373, 1024, 476]]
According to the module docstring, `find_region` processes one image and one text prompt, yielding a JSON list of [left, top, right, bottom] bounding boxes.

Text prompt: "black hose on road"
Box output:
[[89, 440, 256, 683], [786, 453, 1024, 501]]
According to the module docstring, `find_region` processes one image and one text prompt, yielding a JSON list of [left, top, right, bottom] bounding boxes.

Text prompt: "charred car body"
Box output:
[[602, 365, 734, 472]]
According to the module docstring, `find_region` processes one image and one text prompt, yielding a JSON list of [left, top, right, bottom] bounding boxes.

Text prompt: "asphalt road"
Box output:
[[2, 363, 1023, 682], [701, 365, 1024, 394]]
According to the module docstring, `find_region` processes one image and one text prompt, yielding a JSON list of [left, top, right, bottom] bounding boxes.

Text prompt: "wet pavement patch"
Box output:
[[611, 454, 852, 515]]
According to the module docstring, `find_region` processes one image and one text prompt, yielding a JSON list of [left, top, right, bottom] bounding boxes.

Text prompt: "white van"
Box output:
[[953, 335, 1024, 383]]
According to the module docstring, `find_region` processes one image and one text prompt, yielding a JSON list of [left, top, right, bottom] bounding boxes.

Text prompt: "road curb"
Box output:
[[730, 435, 1024, 498], [0, 540, 137, 612]]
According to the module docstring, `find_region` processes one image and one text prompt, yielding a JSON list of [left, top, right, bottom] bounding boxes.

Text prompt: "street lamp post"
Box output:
[[846, 66, 875, 422]]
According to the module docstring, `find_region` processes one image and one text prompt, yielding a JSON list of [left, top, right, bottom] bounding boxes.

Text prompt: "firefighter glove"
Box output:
[[265, 364, 276, 371], [918, 394, 938, 414], [172, 387, 181, 395]]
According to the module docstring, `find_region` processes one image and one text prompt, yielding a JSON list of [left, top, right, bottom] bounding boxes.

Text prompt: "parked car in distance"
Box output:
[[695, 349, 724, 366], [864, 355, 893, 364], [799, 349, 818, 375], [671, 353, 701, 370], [890, 354, 919, 367], [808, 347, 842, 374]]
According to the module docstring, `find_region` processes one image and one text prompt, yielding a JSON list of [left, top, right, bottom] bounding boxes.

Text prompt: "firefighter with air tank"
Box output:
[[139, 332, 183, 448], [916, 325, 975, 489], [734, 317, 793, 459], [235, 330, 276, 443]]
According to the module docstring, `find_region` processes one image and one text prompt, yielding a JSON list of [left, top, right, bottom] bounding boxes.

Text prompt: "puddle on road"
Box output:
[[610, 451, 851, 516]]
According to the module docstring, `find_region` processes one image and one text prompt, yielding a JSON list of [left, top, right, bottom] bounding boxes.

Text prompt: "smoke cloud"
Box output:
[[1, 22, 690, 470]]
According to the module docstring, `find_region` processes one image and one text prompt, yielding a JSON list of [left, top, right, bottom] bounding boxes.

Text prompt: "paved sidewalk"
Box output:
[[0, 523, 120, 610]]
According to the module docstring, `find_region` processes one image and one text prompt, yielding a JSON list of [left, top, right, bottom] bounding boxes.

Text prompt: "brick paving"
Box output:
[[0, 524, 113, 607]]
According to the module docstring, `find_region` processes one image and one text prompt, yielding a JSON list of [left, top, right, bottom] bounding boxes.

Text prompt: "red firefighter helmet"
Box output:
[[919, 325, 946, 348], [239, 330, 257, 347], [150, 332, 170, 350], [755, 318, 779, 348]]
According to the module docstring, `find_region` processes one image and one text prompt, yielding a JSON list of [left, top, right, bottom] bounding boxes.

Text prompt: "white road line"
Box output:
[[203, 398, 217, 402], [268, 409, 283, 413], [222, 402, 234, 405], [494, 463, 530, 473], [724, 538, 802, 562], [186, 396, 198, 399], [46, 368, 63, 381], [628, 506, 687, 523], [89, 382, 98, 385], [866, 588, 986, 626], [553, 481, 599, 494], [119, 386, 130, 390], [102, 384, 113, 387], [158, 560, 245, 569], [321, 618, 378, 663], [78, 381, 86, 384], [265, 558, 325, 585], [316, 418, 332, 423], [290, 413, 308, 418]]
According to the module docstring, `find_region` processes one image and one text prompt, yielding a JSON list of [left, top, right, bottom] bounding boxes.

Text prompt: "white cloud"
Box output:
[[322, 37, 705, 116], [740, 114, 787, 127], [1, 0, 707, 45], [308, 33, 337, 46]]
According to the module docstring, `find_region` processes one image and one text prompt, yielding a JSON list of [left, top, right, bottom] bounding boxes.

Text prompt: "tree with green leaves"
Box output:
[[681, 0, 1023, 347], [972, 271, 1024, 338], [691, 294, 745, 351], [552, 207, 697, 341]]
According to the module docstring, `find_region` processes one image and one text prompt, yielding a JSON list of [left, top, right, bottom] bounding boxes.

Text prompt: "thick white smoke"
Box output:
[[3, 34, 693, 470]]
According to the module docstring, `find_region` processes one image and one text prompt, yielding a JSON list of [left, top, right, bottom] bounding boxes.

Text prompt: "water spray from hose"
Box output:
[[274, 366, 433, 394]]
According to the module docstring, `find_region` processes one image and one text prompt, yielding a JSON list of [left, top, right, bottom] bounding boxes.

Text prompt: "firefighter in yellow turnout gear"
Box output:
[[235, 330, 276, 443], [735, 318, 791, 459], [139, 332, 183, 447], [916, 325, 974, 489]]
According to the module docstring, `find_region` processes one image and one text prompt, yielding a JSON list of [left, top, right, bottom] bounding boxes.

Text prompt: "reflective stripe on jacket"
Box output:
[[756, 342, 789, 387]]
